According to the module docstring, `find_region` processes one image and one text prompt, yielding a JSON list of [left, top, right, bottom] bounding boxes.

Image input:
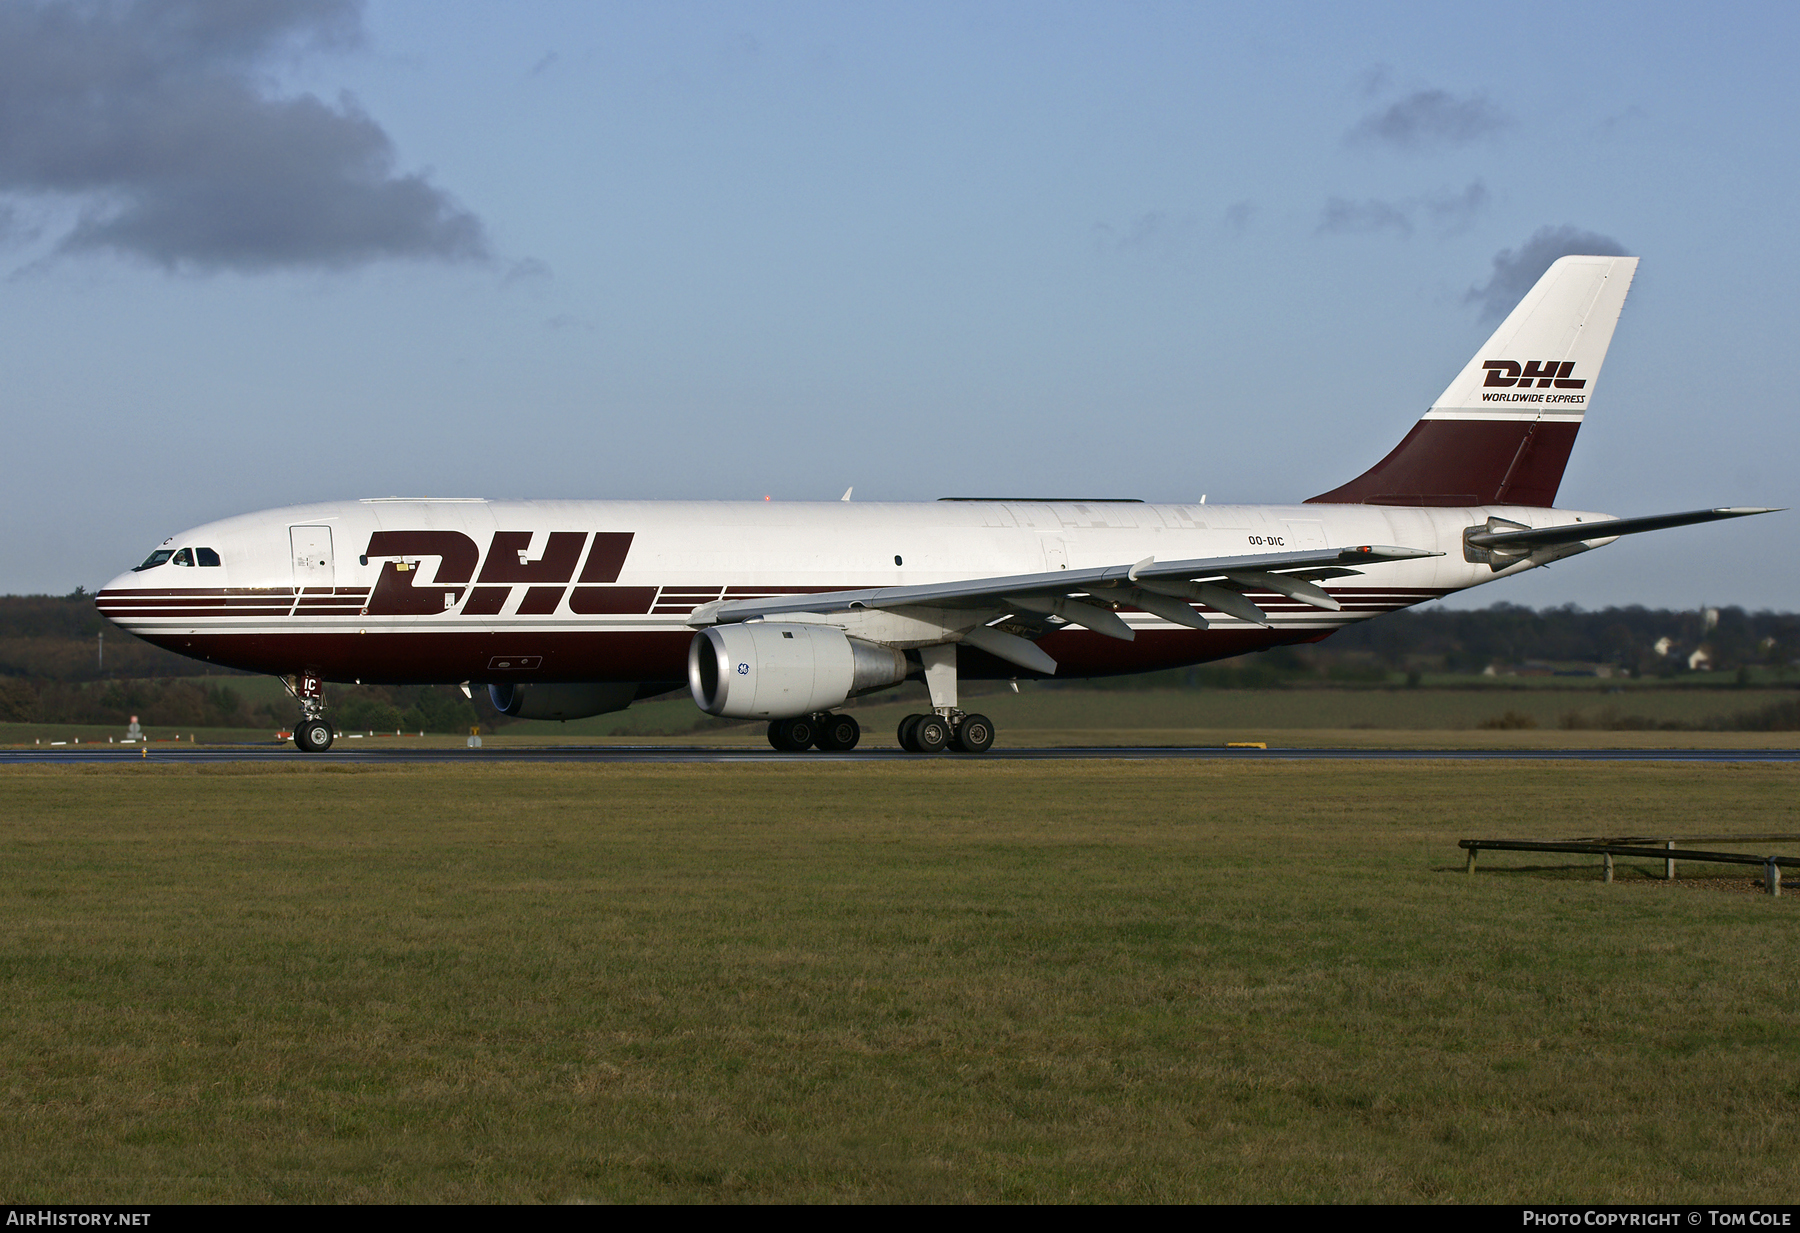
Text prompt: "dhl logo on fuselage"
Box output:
[[1482, 360, 1585, 389], [361, 530, 645, 617]]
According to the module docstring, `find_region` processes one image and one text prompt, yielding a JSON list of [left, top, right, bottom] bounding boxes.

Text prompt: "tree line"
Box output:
[[0, 591, 500, 731], [3, 591, 1795, 729]]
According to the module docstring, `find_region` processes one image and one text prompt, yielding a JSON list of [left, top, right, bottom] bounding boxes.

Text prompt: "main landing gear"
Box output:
[[896, 711, 995, 754], [893, 643, 997, 754], [763, 709, 998, 754], [283, 673, 335, 753], [767, 712, 862, 752], [762, 645, 1002, 755]]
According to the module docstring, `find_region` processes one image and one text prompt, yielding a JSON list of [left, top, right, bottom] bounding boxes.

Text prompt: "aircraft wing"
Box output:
[[1465, 507, 1780, 551], [690, 544, 1440, 631]]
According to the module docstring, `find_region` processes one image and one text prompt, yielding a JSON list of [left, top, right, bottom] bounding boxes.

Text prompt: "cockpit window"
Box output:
[[197, 547, 221, 567], [172, 548, 195, 567], [133, 550, 174, 572]]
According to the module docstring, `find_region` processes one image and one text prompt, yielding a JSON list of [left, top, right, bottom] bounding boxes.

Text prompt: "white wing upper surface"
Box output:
[[689, 544, 1440, 626]]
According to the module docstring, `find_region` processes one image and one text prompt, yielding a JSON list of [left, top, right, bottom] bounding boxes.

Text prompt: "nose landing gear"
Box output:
[[294, 716, 336, 752], [283, 673, 335, 753]]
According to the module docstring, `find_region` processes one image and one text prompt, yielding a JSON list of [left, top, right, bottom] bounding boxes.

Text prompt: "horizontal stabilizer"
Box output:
[[1466, 507, 1780, 551]]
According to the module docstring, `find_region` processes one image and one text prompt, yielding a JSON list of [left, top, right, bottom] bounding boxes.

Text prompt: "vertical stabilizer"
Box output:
[[1309, 255, 1638, 507]]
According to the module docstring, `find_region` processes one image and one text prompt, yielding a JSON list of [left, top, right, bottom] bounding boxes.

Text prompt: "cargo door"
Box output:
[[291, 525, 335, 590]]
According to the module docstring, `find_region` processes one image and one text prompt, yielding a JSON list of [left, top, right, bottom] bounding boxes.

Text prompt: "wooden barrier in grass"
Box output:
[[1460, 834, 1800, 896]]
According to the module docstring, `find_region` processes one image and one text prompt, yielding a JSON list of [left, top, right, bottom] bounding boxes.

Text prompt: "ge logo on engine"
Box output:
[[737, 663, 750, 674]]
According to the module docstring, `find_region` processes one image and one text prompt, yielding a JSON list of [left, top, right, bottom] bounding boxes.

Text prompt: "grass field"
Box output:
[[10, 683, 1794, 751], [3, 760, 1798, 1202], [504, 683, 1800, 739]]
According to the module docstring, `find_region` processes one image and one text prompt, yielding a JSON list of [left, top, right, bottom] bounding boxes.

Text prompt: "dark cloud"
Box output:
[[0, 0, 487, 272], [1317, 180, 1488, 239], [1348, 89, 1508, 151], [1466, 226, 1631, 321]]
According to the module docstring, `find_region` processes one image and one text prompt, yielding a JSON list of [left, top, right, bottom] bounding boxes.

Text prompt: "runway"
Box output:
[[5, 744, 1799, 765]]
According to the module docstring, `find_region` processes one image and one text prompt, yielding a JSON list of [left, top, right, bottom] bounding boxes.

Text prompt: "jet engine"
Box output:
[[488, 681, 641, 721], [688, 623, 908, 719]]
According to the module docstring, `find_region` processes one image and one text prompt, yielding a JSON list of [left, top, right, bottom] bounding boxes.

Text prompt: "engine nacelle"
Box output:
[[688, 624, 908, 719], [488, 681, 641, 721]]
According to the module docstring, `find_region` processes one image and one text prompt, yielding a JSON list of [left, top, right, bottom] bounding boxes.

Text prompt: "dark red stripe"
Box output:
[[1308, 418, 1579, 507]]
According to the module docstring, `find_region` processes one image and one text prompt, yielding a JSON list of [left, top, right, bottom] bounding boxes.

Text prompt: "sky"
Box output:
[[2, 0, 1795, 611]]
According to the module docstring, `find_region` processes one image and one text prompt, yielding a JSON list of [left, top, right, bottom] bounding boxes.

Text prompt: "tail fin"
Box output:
[[1308, 254, 1638, 507]]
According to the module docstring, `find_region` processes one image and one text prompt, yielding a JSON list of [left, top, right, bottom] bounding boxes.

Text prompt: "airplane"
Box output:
[[96, 255, 1774, 753]]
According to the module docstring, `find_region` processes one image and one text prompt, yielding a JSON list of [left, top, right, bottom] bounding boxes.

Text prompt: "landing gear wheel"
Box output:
[[295, 718, 334, 753], [768, 716, 818, 752], [815, 713, 861, 752], [897, 713, 925, 752], [912, 714, 950, 753], [952, 713, 995, 754]]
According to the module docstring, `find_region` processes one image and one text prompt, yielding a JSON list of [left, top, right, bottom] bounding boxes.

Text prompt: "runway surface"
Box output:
[[5, 744, 1799, 765]]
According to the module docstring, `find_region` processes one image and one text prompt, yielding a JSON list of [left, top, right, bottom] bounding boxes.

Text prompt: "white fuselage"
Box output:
[[97, 496, 1607, 687]]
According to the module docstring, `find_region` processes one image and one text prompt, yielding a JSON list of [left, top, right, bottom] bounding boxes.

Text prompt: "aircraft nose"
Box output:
[[96, 569, 143, 626]]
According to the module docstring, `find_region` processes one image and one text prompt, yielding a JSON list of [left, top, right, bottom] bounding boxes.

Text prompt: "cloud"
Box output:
[[1317, 180, 1488, 238], [1596, 104, 1649, 140], [1318, 196, 1413, 237], [1466, 226, 1631, 321], [1420, 180, 1489, 233], [1355, 64, 1392, 99], [501, 256, 552, 288], [1222, 200, 1257, 233], [0, 0, 487, 272], [1347, 89, 1508, 151], [1093, 210, 1195, 257]]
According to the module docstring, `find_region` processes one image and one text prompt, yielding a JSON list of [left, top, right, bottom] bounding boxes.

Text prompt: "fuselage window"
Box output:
[[172, 548, 195, 566], [134, 550, 174, 571], [197, 548, 221, 567]]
